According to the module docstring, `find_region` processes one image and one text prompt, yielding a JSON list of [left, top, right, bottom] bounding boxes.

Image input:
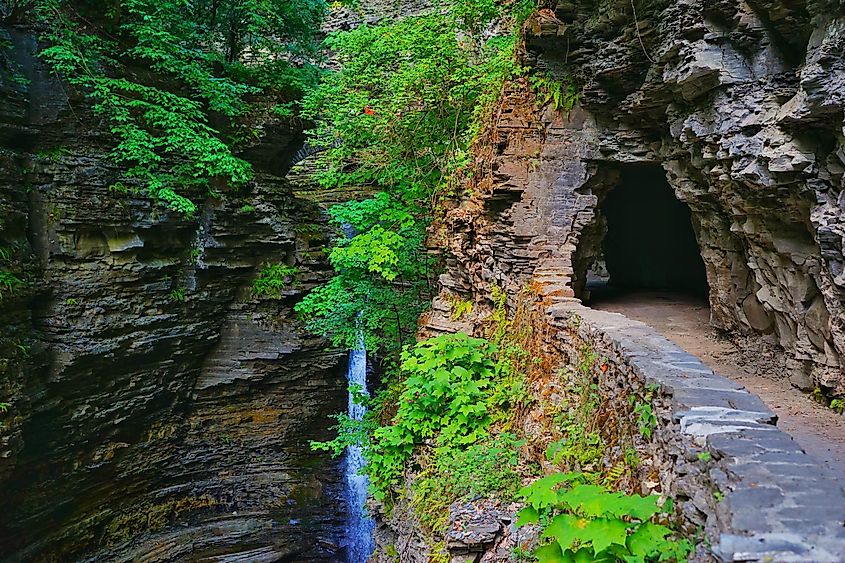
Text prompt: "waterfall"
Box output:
[[345, 332, 375, 562]]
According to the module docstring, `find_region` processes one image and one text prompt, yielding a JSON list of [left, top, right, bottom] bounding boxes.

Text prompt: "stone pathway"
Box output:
[[590, 289, 845, 483]]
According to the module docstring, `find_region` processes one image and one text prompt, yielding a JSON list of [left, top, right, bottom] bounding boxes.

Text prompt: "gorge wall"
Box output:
[[382, 0, 845, 560], [435, 0, 845, 396], [0, 25, 349, 562]]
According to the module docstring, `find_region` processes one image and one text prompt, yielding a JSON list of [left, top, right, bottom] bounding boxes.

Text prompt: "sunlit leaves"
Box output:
[[517, 475, 692, 562]]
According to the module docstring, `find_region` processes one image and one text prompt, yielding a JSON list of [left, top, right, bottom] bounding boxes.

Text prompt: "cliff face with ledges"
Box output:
[[436, 0, 845, 396], [0, 24, 347, 562]]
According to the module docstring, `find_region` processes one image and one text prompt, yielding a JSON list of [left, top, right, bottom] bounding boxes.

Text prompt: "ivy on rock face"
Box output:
[[34, 0, 326, 215], [297, 0, 535, 361]]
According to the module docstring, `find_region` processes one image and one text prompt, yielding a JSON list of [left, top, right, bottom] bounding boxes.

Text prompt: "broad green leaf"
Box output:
[[558, 484, 610, 516], [542, 513, 585, 551], [584, 517, 628, 554], [621, 494, 661, 521], [627, 522, 673, 557], [515, 506, 539, 527], [535, 543, 567, 563]]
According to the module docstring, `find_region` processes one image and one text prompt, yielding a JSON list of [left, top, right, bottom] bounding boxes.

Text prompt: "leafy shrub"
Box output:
[[517, 473, 692, 563], [434, 432, 524, 499], [34, 0, 326, 215], [252, 264, 299, 297], [312, 332, 503, 501], [366, 333, 498, 497]]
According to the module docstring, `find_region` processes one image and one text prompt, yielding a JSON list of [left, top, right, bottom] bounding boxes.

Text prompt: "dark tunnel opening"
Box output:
[[586, 165, 709, 300]]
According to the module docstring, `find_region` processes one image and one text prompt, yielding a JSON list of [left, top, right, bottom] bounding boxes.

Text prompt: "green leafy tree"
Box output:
[[34, 0, 326, 215]]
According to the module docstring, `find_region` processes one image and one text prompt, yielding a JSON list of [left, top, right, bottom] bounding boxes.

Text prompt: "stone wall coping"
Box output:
[[545, 300, 845, 562]]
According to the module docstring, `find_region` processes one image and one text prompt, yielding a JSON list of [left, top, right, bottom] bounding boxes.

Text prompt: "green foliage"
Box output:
[[517, 473, 692, 563], [311, 332, 519, 503], [36, 145, 71, 161], [530, 72, 580, 112], [239, 204, 255, 213], [295, 193, 432, 359], [303, 2, 521, 193], [0, 401, 10, 429], [812, 387, 845, 414], [547, 368, 606, 470], [696, 451, 711, 462], [108, 182, 133, 196], [447, 294, 474, 321], [546, 431, 604, 469], [0, 270, 24, 299], [365, 333, 499, 498], [297, 0, 532, 362], [169, 287, 186, 302], [15, 343, 30, 358], [424, 432, 524, 500], [34, 0, 326, 215], [633, 401, 657, 440], [252, 264, 300, 297]]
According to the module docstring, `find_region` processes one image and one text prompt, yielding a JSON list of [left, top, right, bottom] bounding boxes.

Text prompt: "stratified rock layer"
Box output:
[[439, 0, 845, 395], [388, 0, 845, 560], [0, 25, 347, 561]]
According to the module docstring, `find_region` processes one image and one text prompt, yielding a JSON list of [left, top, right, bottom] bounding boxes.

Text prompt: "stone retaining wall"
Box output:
[[545, 297, 845, 562]]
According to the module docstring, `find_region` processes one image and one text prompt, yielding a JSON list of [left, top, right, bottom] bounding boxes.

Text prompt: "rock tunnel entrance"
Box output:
[[578, 164, 709, 302]]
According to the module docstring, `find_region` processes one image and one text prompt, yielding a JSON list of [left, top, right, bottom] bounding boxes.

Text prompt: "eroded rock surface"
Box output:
[[439, 0, 845, 396], [0, 25, 347, 562]]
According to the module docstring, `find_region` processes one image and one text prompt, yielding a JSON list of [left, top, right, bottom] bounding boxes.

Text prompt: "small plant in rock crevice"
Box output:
[[529, 72, 580, 112], [811, 386, 845, 415], [0, 271, 24, 300], [169, 287, 186, 302], [252, 263, 300, 298], [446, 294, 474, 321]]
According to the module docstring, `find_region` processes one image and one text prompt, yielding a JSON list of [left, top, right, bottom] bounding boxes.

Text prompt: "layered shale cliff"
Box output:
[[0, 25, 348, 562], [436, 0, 845, 395]]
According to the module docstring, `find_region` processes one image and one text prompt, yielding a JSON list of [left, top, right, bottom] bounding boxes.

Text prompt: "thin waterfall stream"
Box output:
[[345, 332, 375, 562]]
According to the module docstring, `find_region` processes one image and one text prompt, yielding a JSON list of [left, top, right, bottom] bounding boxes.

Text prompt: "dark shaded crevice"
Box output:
[[603, 165, 707, 294], [577, 164, 709, 303]]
